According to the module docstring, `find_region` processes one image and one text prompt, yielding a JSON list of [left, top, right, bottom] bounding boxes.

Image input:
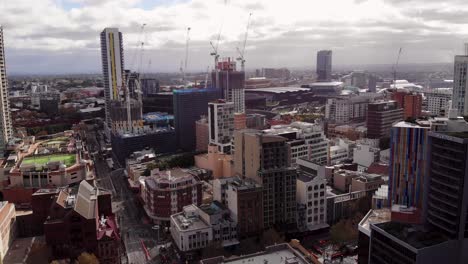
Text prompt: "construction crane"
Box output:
[[182, 27, 191, 85], [236, 13, 252, 72], [210, 40, 221, 89], [392, 47, 402, 86]]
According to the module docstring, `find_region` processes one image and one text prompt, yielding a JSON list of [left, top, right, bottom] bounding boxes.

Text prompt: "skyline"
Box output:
[[1, 0, 468, 74]]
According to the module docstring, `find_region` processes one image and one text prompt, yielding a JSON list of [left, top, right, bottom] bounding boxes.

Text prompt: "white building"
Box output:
[[353, 144, 380, 171], [329, 138, 355, 165], [0, 27, 13, 156], [452, 55, 468, 116], [296, 173, 328, 231], [170, 203, 238, 253], [100, 27, 125, 128], [425, 88, 452, 116], [325, 96, 372, 124], [208, 100, 234, 154], [263, 121, 329, 166]]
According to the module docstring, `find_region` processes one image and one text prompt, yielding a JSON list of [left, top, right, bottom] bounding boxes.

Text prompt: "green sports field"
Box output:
[[22, 154, 76, 167]]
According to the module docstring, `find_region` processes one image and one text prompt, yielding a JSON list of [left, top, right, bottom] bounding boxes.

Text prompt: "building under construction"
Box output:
[[211, 58, 245, 113]]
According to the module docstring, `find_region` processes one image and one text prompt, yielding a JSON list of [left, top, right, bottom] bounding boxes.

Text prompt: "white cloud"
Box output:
[[0, 0, 466, 73]]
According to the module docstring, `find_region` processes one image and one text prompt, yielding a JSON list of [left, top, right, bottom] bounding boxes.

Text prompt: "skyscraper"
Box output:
[[316, 50, 332, 81], [452, 55, 468, 116], [100, 28, 124, 128], [212, 59, 245, 113], [208, 100, 234, 154], [0, 27, 13, 154]]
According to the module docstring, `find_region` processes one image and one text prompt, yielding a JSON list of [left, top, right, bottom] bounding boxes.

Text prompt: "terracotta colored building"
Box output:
[[391, 91, 422, 119], [194, 145, 235, 179], [195, 117, 209, 152]]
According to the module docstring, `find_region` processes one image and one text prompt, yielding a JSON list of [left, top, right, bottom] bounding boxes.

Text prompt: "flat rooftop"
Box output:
[[358, 208, 391, 236], [374, 222, 448, 249], [245, 87, 310, 94]]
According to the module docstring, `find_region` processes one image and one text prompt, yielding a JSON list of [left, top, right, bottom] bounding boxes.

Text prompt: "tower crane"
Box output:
[[182, 27, 191, 85], [236, 13, 252, 72]]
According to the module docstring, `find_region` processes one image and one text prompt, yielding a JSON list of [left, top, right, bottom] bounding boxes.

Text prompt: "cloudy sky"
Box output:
[[0, 0, 467, 74]]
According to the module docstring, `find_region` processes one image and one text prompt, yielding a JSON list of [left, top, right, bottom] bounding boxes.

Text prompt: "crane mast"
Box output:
[[237, 13, 252, 72]]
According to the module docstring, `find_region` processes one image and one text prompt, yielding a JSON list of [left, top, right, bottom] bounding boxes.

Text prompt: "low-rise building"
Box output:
[[296, 173, 328, 231], [326, 188, 368, 225], [353, 144, 380, 171], [170, 203, 238, 256], [194, 145, 234, 179], [141, 168, 202, 225]]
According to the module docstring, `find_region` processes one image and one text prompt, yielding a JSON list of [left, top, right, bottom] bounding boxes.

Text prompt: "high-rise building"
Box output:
[[426, 89, 452, 116], [208, 100, 234, 154], [452, 55, 468, 116], [316, 50, 332, 81], [212, 59, 245, 113], [100, 28, 124, 128], [173, 88, 221, 151], [234, 130, 297, 229], [389, 121, 429, 210], [141, 78, 159, 96], [391, 91, 423, 119], [325, 96, 372, 124], [0, 27, 13, 154], [367, 101, 403, 139], [368, 75, 377, 93]]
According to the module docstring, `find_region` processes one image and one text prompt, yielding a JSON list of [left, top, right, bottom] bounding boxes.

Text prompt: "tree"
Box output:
[[75, 252, 99, 264], [330, 218, 359, 246]]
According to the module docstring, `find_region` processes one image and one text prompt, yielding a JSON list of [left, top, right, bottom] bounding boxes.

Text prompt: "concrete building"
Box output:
[[140, 78, 159, 96], [329, 138, 355, 165], [194, 145, 234, 179], [141, 168, 202, 225], [212, 59, 245, 113], [296, 173, 328, 231], [326, 188, 368, 225], [31, 92, 61, 116], [109, 99, 143, 135], [234, 130, 297, 229], [316, 50, 332, 81], [351, 71, 367, 89], [452, 55, 468, 116], [195, 117, 209, 152], [0, 201, 16, 263], [208, 100, 234, 154], [367, 101, 403, 139], [263, 122, 329, 166], [303, 81, 343, 96], [173, 88, 221, 151], [325, 96, 372, 124], [100, 28, 124, 128], [426, 89, 452, 116], [353, 144, 380, 171], [200, 243, 310, 264], [392, 91, 423, 119], [368, 75, 377, 92], [170, 203, 238, 255], [0, 27, 13, 156]]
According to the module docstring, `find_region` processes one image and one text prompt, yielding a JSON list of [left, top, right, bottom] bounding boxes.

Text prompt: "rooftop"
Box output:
[[308, 81, 343, 86], [374, 222, 448, 249], [244, 87, 310, 94], [171, 205, 210, 232], [358, 208, 391, 236]]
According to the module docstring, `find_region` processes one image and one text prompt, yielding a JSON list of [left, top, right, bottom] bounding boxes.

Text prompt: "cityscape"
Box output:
[[0, 0, 468, 264]]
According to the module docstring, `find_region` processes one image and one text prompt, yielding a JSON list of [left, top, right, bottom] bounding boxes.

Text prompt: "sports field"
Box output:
[[22, 154, 76, 167]]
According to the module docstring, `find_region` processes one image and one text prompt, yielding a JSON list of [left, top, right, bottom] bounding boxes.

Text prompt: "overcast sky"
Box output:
[[0, 0, 467, 74]]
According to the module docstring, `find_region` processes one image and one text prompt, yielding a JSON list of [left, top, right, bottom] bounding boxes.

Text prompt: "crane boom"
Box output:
[[236, 13, 252, 72], [393, 47, 402, 85]]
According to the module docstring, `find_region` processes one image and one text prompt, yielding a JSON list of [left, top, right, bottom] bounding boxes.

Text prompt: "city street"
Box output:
[[85, 126, 175, 264]]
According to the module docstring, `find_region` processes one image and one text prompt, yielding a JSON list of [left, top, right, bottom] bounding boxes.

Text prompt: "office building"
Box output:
[[234, 130, 297, 229], [261, 68, 291, 79], [426, 89, 452, 116], [263, 122, 329, 166], [367, 101, 403, 139], [0, 27, 12, 156], [142, 92, 174, 114], [316, 50, 332, 81], [325, 96, 372, 124], [452, 55, 468, 116], [100, 28, 124, 128], [208, 100, 234, 153], [141, 168, 202, 225], [368, 75, 377, 92], [351, 71, 367, 89], [212, 59, 245, 113], [296, 172, 328, 231], [173, 88, 220, 151], [389, 121, 429, 210], [326, 188, 368, 225]]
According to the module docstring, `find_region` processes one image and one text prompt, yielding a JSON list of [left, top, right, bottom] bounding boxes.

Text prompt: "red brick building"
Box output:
[[142, 168, 202, 225], [391, 91, 422, 119], [42, 180, 121, 263]]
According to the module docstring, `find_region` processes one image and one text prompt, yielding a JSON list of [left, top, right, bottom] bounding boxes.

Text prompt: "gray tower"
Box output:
[[316, 50, 332, 82]]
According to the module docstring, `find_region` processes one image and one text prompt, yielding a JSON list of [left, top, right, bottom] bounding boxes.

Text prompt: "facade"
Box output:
[[170, 203, 238, 254], [141, 168, 202, 224], [426, 89, 452, 116], [263, 122, 329, 166], [224, 177, 263, 238], [212, 59, 245, 113], [316, 50, 332, 81], [389, 121, 429, 209], [234, 130, 297, 229], [325, 96, 371, 124], [100, 28, 124, 128], [142, 92, 174, 114], [44, 181, 121, 264], [452, 55, 468, 116], [353, 144, 380, 171], [326, 188, 368, 225], [0, 201, 16, 263], [392, 91, 423, 119], [296, 173, 328, 231], [194, 145, 234, 179], [208, 100, 234, 154], [109, 99, 143, 135], [173, 88, 221, 151], [141, 78, 159, 96], [0, 27, 13, 156], [261, 68, 291, 79], [367, 101, 403, 139], [195, 117, 209, 152]]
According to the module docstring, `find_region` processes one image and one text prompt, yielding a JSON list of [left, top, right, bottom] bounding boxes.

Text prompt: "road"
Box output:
[[85, 126, 175, 264]]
